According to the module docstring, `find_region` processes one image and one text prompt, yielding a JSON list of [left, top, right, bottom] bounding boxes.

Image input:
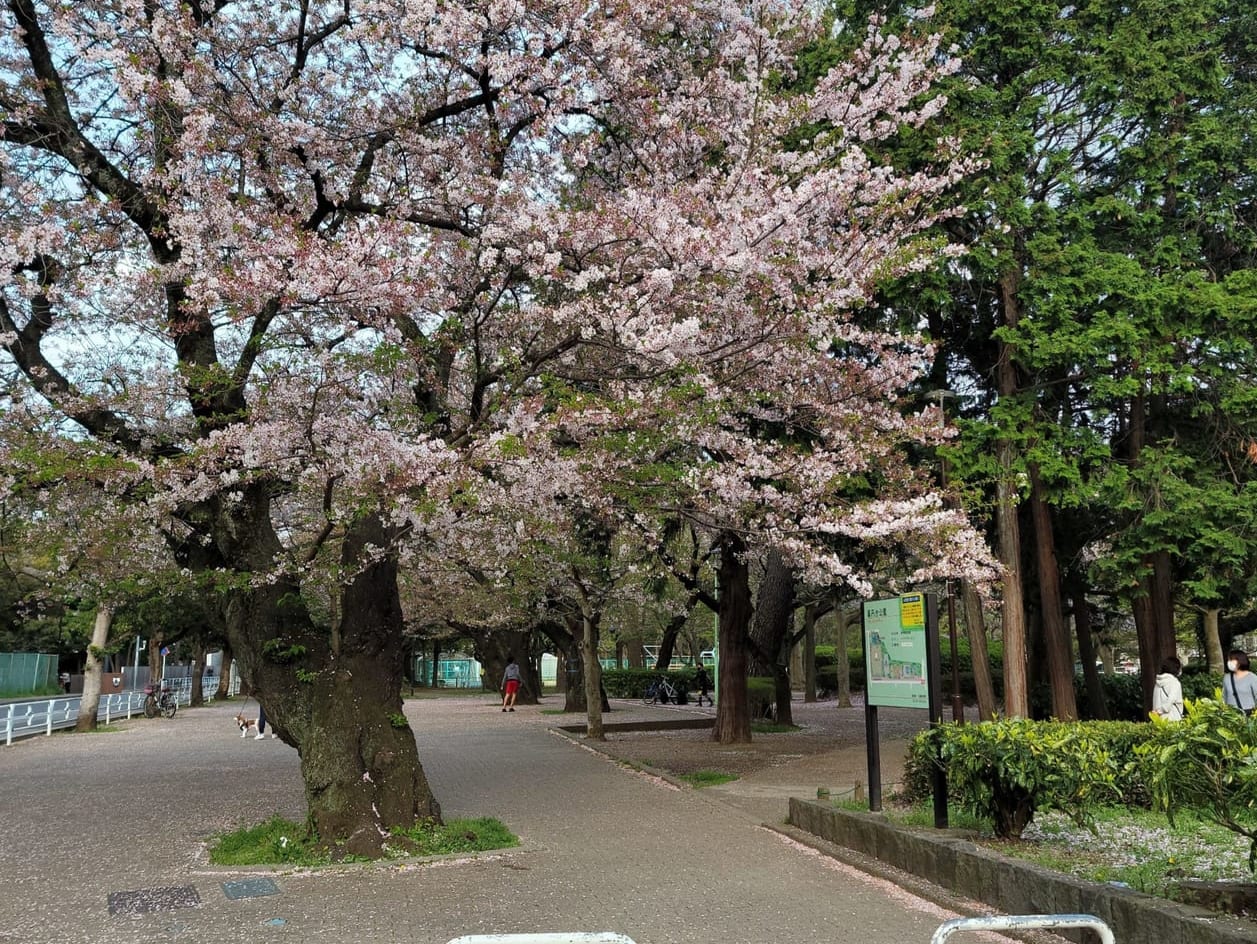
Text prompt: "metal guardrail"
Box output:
[[1, 675, 234, 746], [931, 914, 1115, 944]]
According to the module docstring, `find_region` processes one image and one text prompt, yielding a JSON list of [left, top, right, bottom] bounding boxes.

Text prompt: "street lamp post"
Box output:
[[933, 390, 965, 724]]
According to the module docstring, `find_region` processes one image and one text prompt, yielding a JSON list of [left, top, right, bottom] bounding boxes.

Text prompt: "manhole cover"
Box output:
[[221, 877, 280, 900], [107, 886, 201, 916]]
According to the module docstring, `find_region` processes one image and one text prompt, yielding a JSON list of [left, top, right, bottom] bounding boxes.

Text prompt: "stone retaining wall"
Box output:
[[788, 799, 1257, 944]]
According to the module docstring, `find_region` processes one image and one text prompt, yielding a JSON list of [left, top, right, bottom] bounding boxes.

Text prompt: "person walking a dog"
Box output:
[[255, 703, 276, 739], [501, 656, 522, 712]]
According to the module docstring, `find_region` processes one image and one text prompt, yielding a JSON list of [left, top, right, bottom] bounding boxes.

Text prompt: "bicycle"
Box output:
[[143, 684, 177, 719], [642, 677, 677, 705]]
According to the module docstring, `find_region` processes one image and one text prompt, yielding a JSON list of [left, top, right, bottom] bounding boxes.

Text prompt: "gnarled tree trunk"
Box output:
[[205, 489, 439, 859], [749, 549, 796, 724]]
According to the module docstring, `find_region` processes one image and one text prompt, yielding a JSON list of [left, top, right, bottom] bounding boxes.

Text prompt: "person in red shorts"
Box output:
[[501, 655, 522, 712]]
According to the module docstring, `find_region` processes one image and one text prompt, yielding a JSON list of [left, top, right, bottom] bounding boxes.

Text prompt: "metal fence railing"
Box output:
[[1, 674, 233, 746]]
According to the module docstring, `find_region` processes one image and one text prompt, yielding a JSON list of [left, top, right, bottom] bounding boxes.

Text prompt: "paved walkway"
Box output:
[[0, 695, 994, 944]]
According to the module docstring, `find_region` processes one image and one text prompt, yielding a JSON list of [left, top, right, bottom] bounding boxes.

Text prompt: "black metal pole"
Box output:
[[925, 592, 948, 828], [861, 604, 882, 811], [948, 583, 964, 723], [866, 702, 881, 812]]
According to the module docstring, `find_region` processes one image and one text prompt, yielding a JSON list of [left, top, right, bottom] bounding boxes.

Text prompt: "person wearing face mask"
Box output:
[[1224, 650, 1257, 716]]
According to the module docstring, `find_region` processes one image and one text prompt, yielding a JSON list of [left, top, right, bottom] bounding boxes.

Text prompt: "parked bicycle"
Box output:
[[143, 684, 177, 719], [642, 677, 678, 705]]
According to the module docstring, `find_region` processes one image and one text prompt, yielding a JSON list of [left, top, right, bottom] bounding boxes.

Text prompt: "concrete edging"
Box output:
[[554, 718, 715, 735], [788, 799, 1257, 944]]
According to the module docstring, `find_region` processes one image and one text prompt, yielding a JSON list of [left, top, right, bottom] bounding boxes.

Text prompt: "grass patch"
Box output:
[[208, 814, 518, 867], [209, 816, 317, 866], [392, 816, 519, 855], [680, 770, 738, 788], [751, 721, 800, 734]]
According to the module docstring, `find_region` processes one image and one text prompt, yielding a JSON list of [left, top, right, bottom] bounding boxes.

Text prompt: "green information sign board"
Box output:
[[863, 594, 929, 709]]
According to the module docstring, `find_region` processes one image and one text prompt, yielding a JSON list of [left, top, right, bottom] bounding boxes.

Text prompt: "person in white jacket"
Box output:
[[1152, 656, 1184, 721]]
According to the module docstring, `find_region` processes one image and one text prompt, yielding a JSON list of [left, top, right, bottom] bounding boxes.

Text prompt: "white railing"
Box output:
[[931, 914, 1114, 944], [1, 675, 230, 746]]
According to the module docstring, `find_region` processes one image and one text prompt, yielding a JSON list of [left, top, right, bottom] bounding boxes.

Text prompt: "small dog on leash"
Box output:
[[235, 712, 259, 737]]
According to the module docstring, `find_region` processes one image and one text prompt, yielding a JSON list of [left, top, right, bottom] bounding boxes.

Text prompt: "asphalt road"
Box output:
[[0, 695, 996, 944]]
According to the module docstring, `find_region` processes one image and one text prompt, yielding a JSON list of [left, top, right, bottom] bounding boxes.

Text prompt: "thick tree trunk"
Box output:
[[551, 626, 584, 711], [579, 613, 605, 740], [1149, 549, 1177, 663], [749, 549, 795, 725], [1203, 608, 1224, 673], [1127, 392, 1178, 709], [190, 643, 206, 707], [713, 536, 752, 744], [206, 489, 438, 858], [833, 591, 852, 709], [290, 515, 439, 858], [802, 604, 817, 703], [1028, 466, 1078, 720], [1132, 572, 1178, 712], [215, 646, 233, 701], [625, 638, 645, 668], [147, 631, 165, 686], [75, 605, 112, 733], [1070, 581, 1108, 720], [961, 581, 996, 721], [654, 611, 688, 670], [996, 443, 1030, 718], [475, 629, 539, 705], [996, 271, 1030, 718]]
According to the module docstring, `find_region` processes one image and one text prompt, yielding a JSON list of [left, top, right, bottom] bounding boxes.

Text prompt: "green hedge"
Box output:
[[601, 667, 701, 699], [747, 676, 775, 718], [902, 719, 1156, 838]]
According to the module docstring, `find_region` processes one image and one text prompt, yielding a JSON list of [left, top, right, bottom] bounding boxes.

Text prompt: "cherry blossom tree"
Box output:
[[2, 0, 992, 851]]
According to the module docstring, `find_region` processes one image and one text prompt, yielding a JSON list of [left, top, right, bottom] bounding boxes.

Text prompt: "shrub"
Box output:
[[1180, 669, 1221, 703], [601, 667, 700, 698], [600, 668, 658, 698], [901, 727, 946, 804], [903, 719, 1153, 810], [747, 676, 775, 718], [1140, 696, 1257, 870], [931, 718, 1128, 838], [1080, 720, 1156, 807]]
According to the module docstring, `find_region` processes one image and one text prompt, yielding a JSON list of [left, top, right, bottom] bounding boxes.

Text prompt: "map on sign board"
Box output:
[[863, 594, 929, 709]]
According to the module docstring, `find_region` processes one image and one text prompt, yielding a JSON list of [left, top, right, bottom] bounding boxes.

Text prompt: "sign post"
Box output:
[[861, 592, 946, 824]]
